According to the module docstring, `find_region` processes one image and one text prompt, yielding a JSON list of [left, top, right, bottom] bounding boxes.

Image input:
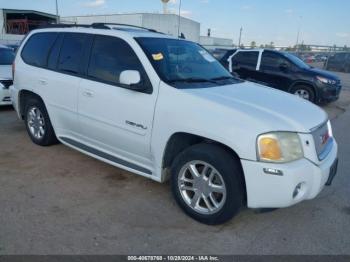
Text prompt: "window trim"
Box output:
[[228, 49, 262, 72], [260, 50, 288, 70]]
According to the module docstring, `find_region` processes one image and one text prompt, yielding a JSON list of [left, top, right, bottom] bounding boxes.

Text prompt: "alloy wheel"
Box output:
[[178, 160, 227, 215], [294, 89, 310, 100], [27, 106, 46, 140]]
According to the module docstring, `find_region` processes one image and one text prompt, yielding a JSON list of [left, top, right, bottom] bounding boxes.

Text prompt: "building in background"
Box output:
[[62, 13, 201, 43], [199, 36, 233, 50], [0, 9, 57, 45], [0, 9, 234, 48]]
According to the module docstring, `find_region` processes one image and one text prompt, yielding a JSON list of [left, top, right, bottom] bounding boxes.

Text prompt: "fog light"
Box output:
[[293, 182, 305, 199]]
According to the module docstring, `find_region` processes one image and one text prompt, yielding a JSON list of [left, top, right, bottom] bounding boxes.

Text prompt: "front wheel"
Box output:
[[290, 85, 316, 103], [171, 143, 245, 225]]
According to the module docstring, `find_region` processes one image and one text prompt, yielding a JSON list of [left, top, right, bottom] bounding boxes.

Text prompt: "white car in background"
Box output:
[[0, 44, 14, 105]]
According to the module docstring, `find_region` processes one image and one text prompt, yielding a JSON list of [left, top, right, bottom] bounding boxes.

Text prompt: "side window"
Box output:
[[87, 35, 146, 87], [261, 52, 288, 70], [231, 51, 259, 69], [58, 33, 87, 74], [48, 34, 64, 70], [21, 32, 58, 67]]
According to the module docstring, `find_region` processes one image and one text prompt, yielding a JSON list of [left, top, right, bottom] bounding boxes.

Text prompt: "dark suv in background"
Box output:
[[325, 52, 350, 73], [217, 49, 341, 104]]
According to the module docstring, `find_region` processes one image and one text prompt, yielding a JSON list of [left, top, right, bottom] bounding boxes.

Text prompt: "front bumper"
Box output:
[[317, 82, 342, 103], [241, 139, 338, 208]]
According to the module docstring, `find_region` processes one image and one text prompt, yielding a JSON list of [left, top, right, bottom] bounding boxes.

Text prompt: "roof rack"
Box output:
[[91, 23, 160, 33], [38, 22, 161, 33]]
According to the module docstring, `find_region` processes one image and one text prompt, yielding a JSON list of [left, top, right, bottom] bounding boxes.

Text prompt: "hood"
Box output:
[[183, 81, 327, 133], [306, 67, 339, 80], [0, 65, 12, 80]]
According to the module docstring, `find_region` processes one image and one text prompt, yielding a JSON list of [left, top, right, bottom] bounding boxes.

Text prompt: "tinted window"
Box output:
[[261, 52, 287, 69], [88, 35, 145, 86], [282, 52, 309, 69], [48, 34, 64, 70], [0, 48, 15, 65], [232, 51, 259, 69], [21, 33, 58, 67], [58, 33, 87, 74]]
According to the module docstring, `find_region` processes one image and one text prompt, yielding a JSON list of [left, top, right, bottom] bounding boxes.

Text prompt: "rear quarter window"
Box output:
[[21, 32, 58, 67]]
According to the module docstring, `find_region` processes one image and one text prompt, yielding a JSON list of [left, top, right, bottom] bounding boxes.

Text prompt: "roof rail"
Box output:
[[38, 23, 92, 29], [37, 22, 163, 34], [90, 23, 160, 33]]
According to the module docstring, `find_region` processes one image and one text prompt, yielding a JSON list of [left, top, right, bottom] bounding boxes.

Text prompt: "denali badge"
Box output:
[[125, 120, 147, 130]]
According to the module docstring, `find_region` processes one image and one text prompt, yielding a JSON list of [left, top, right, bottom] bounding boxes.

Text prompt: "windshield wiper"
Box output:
[[210, 76, 234, 81], [168, 77, 217, 83]]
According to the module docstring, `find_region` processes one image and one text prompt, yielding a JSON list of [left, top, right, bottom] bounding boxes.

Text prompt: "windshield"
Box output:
[[0, 48, 15, 65], [283, 52, 310, 69], [136, 37, 239, 88]]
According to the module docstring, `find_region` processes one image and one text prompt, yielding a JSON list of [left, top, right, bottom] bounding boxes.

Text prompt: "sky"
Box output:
[[0, 0, 349, 47]]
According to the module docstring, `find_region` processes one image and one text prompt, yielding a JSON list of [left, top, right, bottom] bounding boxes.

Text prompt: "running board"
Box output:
[[59, 137, 152, 175]]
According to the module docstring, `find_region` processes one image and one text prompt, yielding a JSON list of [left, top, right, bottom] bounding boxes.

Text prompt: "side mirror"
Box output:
[[119, 70, 141, 86]]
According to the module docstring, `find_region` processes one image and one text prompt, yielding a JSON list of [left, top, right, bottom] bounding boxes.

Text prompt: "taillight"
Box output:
[[12, 62, 15, 80]]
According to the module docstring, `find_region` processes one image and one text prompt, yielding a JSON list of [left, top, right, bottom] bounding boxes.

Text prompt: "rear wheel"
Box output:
[[24, 98, 58, 146], [171, 143, 244, 225], [290, 85, 316, 103]]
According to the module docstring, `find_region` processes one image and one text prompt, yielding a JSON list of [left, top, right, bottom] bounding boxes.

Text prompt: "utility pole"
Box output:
[[177, 0, 182, 38], [55, 0, 60, 23], [238, 27, 243, 47], [295, 16, 302, 53]]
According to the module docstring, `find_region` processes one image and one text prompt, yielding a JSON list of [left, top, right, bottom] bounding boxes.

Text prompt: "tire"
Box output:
[[171, 143, 245, 225], [24, 98, 58, 146], [290, 85, 316, 103]]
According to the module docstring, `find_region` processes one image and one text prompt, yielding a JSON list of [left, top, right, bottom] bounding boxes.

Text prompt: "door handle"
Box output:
[[38, 79, 47, 85], [83, 90, 94, 98]]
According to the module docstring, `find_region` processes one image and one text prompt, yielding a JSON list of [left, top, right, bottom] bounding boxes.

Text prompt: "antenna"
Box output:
[[161, 0, 170, 14]]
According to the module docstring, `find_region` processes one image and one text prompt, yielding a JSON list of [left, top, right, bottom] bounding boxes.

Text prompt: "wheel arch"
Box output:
[[161, 132, 247, 203], [18, 89, 45, 119]]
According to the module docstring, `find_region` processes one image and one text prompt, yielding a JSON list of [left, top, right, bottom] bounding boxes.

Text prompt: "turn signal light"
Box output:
[[258, 137, 282, 161]]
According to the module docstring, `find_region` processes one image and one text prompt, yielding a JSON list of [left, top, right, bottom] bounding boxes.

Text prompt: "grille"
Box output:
[[311, 121, 333, 161], [0, 80, 13, 89]]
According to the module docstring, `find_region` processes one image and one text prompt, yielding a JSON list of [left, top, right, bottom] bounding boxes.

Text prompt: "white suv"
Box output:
[[10, 24, 338, 224]]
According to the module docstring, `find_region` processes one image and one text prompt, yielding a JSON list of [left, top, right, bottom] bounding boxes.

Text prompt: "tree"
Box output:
[[264, 42, 275, 48], [250, 41, 256, 48]]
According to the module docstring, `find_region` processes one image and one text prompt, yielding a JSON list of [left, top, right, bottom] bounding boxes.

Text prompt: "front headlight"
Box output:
[[257, 132, 303, 163], [316, 76, 337, 85]]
